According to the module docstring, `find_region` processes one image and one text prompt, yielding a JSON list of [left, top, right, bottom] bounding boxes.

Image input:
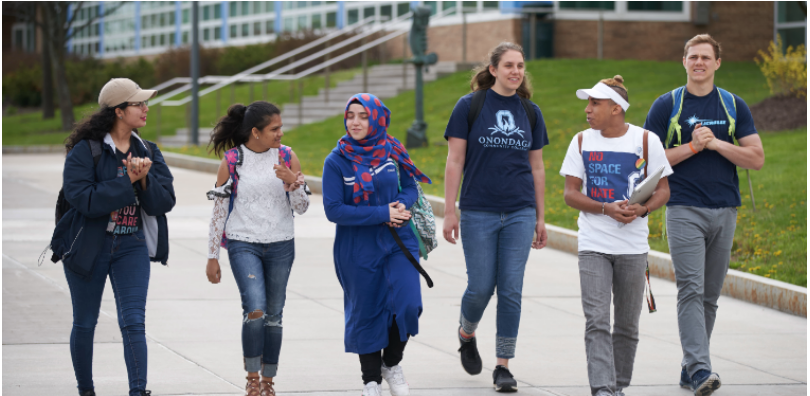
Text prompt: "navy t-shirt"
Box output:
[[643, 86, 758, 208], [444, 89, 549, 212]]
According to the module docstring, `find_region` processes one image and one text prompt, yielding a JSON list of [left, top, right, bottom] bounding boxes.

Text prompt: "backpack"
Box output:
[[467, 89, 537, 134], [55, 139, 102, 226], [394, 164, 438, 259], [664, 86, 737, 148]]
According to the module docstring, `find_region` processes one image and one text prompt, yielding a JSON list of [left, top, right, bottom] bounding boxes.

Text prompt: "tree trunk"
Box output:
[[43, 3, 74, 130], [41, 35, 55, 119]]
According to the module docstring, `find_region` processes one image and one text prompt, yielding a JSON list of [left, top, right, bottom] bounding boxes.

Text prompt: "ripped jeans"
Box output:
[[227, 239, 295, 378]]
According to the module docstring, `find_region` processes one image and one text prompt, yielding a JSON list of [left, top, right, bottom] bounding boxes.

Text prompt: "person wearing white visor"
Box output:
[[559, 75, 673, 396]]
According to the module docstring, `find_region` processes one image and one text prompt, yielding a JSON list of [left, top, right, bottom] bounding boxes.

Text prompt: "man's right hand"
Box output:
[[606, 200, 637, 224], [690, 123, 714, 152]]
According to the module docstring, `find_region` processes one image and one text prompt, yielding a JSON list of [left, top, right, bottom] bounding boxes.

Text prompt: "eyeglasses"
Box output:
[[127, 101, 148, 109]]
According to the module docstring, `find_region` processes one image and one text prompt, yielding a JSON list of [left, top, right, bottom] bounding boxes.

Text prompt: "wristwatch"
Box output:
[[641, 205, 650, 218]]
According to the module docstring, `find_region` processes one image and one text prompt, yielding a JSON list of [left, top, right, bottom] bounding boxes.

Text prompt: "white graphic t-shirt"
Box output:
[[559, 124, 674, 254]]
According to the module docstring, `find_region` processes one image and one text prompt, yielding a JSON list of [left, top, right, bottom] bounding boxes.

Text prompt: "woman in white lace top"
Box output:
[[205, 101, 309, 396]]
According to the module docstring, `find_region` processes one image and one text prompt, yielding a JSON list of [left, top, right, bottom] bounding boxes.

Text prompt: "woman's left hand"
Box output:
[[284, 171, 306, 192], [532, 221, 548, 249], [386, 202, 408, 228], [273, 153, 298, 184]]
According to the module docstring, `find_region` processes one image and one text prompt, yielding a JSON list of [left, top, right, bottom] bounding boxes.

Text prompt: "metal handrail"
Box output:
[[149, 16, 377, 105], [160, 12, 414, 106]]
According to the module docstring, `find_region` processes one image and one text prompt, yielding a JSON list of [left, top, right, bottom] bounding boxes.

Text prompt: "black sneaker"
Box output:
[[680, 367, 691, 389], [457, 332, 482, 375], [79, 391, 96, 396], [493, 365, 517, 392], [691, 369, 721, 396]]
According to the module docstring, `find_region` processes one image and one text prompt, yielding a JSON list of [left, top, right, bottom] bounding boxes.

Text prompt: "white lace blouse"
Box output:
[[207, 146, 309, 259]]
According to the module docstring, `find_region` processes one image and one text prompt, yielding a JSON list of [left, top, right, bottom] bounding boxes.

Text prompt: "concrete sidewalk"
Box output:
[[3, 153, 806, 396]]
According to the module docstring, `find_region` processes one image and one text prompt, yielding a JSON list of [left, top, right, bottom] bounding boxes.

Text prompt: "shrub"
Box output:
[[2, 64, 43, 107], [755, 35, 807, 98]]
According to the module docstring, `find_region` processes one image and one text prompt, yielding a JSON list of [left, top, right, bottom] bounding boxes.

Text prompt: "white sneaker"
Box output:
[[381, 364, 410, 396], [362, 381, 382, 396]]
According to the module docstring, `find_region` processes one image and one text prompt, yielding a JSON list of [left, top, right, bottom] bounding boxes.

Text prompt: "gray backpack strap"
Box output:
[[88, 139, 102, 166]]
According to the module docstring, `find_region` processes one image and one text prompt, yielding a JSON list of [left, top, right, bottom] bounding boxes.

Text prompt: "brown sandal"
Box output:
[[260, 379, 275, 396], [245, 376, 261, 396]]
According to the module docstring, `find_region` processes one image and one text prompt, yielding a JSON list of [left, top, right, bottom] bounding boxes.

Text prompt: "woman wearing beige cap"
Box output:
[[51, 78, 176, 396]]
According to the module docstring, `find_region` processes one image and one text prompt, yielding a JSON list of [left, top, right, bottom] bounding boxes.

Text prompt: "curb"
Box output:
[[14, 147, 804, 317]]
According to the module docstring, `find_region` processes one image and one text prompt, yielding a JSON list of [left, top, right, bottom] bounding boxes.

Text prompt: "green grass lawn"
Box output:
[[4, 59, 805, 286], [1, 68, 358, 146]]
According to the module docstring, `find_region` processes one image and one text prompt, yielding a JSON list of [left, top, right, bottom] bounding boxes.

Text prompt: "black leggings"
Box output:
[[358, 318, 409, 384]]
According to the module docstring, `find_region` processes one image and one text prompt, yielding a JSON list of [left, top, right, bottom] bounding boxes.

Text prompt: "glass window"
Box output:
[[254, 1, 262, 14], [230, 24, 237, 37], [443, 1, 456, 14], [142, 36, 148, 48], [397, 3, 410, 16], [159, 34, 165, 45], [364, 6, 374, 20], [214, 26, 222, 39], [169, 11, 175, 24], [283, 1, 295, 10], [203, 5, 210, 20], [266, 19, 275, 33], [266, 2, 273, 13], [214, 4, 221, 18], [559, 2, 615, 10], [312, 13, 322, 28], [151, 14, 158, 27], [241, 1, 249, 15], [161, 12, 167, 26], [778, 1, 807, 23], [297, 1, 307, 8], [424, 1, 437, 15], [483, 1, 499, 10], [297, 15, 307, 30], [348, 9, 359, 24], [254, 21, 262, 35], [151, 35, 156, 46], [142, 15, 148, 29], [778, 27, 807, 50], [627, 2, 682, 11], [169, 32, 176, 45], [462, 1, 477, 12], [183, 9, 189, 23], [242, 23, 249, 36], [183, 31, 189, 43], [283, 16, 294, 31], [230, 2, 237, 17], [312, 1, 322, 5], [326, 11, 337, 27], [204, 28, 210, 40]]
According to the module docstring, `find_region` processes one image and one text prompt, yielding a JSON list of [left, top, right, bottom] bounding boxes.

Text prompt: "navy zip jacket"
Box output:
[[51, 134, 175, 278]]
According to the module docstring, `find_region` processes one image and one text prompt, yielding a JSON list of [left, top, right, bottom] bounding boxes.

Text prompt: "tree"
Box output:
[[3, 2, 122, 130]]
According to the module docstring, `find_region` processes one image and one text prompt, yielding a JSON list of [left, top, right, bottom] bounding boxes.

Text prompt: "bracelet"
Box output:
[[601, 202, 605, 215], [688, 142, 698, 154], [641, 205, 650, 218]]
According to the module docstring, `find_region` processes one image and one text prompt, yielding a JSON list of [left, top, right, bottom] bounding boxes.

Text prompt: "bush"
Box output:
[[755, 35, 807, 98], [2, 64, 42, 107]]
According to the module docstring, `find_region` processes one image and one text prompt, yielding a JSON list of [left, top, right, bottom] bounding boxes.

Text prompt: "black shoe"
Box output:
[[458, 333, 482, 375], [493, 365, 518, 392], [79, 391, 96, 396], [139, 391, 152, 396]]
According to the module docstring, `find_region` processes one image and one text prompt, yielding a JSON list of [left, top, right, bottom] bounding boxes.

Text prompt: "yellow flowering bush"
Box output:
[[755, 35, 807, 98]]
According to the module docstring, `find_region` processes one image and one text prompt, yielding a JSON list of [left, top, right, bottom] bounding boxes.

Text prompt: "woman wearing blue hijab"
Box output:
[[322, 93, 431, 396]]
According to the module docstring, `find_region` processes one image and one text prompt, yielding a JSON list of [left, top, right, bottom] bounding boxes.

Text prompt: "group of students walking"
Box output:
[[52, 33, 762, 396]]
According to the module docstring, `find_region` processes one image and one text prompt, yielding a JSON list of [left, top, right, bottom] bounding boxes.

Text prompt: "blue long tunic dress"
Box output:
[[323, 148, 423, 354]]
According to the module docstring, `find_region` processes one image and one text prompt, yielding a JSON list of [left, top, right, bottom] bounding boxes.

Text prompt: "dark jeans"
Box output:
[[63, 230, 151, 396], [359, 318, 409, 384], [227, 239, 295, 378]]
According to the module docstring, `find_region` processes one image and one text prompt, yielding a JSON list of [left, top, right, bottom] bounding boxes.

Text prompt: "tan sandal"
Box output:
[[245, 376, 261, 396], [260, 379, 275, 396]]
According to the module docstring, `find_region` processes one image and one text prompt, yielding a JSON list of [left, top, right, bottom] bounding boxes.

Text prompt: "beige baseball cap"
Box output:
[[98, 78, 157, 107]]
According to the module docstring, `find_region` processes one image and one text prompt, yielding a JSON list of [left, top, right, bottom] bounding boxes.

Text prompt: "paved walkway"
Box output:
[[3, 153, 806, 396]]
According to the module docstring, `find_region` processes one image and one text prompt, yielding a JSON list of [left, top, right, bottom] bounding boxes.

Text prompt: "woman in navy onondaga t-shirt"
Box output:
[[443, 42, 549, 392]]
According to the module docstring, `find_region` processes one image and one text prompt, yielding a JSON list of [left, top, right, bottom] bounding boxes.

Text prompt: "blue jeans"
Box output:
[[63, 230, 151, 396], [459, 207, 537, 359], [227, 239, 295, 378]]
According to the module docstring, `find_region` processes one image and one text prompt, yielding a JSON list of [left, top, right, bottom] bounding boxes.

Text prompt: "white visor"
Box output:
[[576, 82, 630, 111]]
